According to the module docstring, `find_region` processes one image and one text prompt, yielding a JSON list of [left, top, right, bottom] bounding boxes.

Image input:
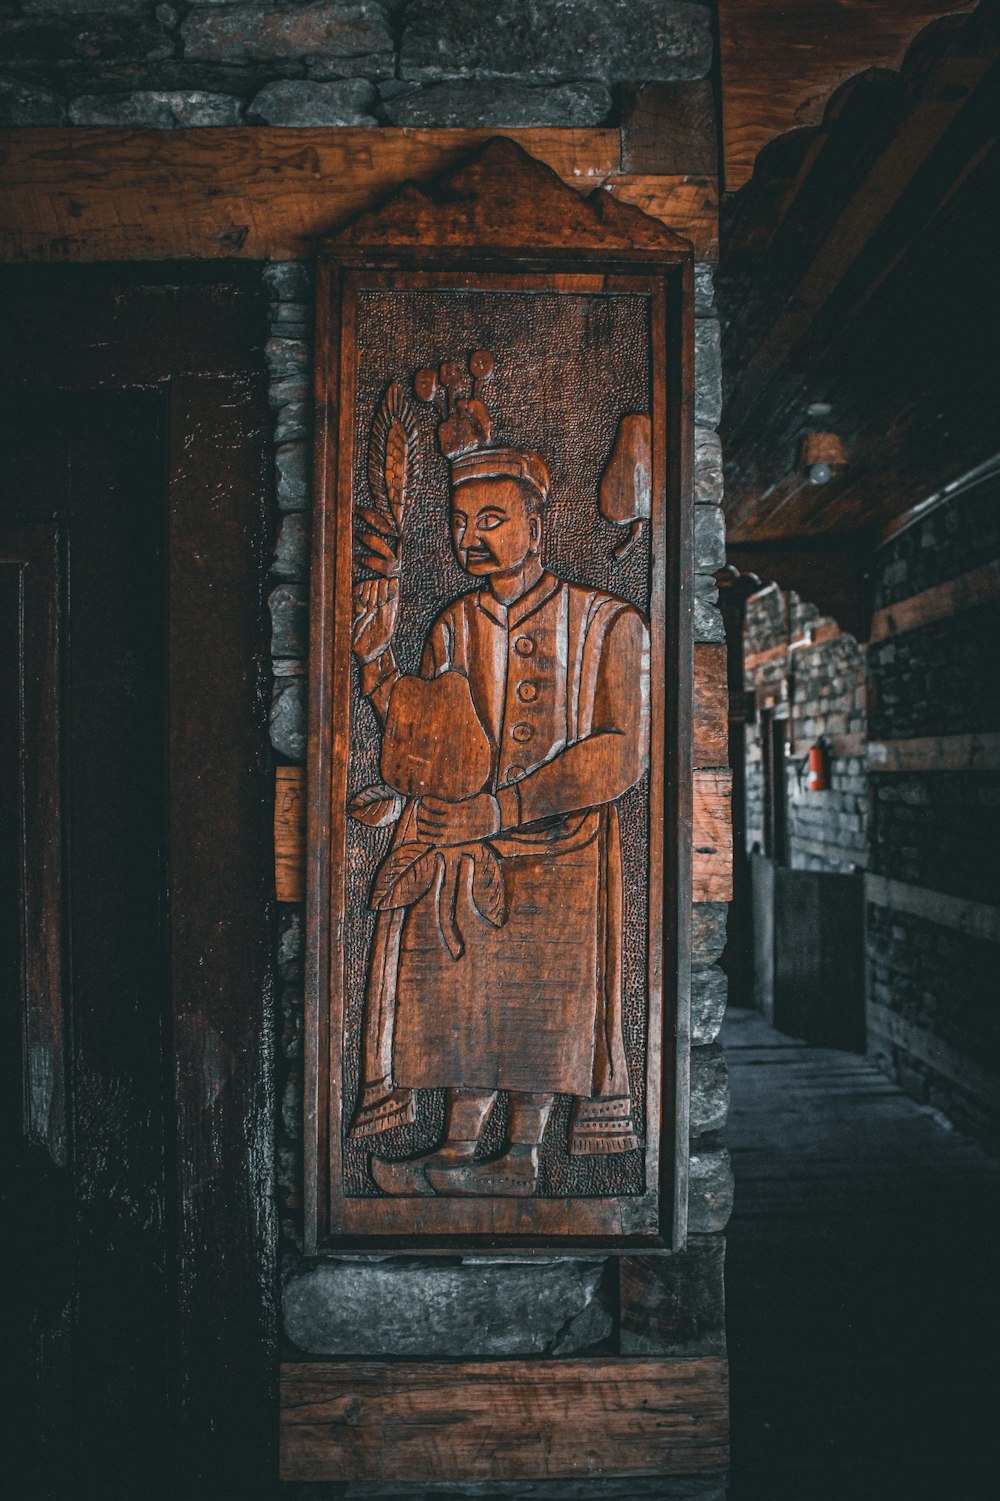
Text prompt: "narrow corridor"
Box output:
[[724, 1007, 1000, 1500]]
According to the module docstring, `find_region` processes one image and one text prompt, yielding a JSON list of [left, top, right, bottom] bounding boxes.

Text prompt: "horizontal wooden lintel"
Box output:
[[0, 128, 718, 265], [279, 1356, 729, 1484], [788, 732, 867, 760], [867, 1001, 1000, 1105], [865, 872, 1000, 943], [869, 559, 1000, 641], [868, 732, 1000, 773]]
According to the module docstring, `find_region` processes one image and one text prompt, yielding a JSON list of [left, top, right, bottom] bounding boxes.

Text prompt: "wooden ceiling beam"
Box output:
[[720, 2, 1000, 544], [723, 31, 999, 447], [719, 0, 977, 191]]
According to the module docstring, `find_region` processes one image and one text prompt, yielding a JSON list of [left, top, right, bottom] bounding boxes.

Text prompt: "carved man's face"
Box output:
[[449, 477, 542, 577]]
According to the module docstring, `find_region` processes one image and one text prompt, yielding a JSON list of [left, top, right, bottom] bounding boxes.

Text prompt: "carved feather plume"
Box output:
[[368, 382, 421, 531]]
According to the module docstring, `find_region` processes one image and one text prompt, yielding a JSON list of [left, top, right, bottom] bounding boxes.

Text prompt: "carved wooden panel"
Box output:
[[306, 141, 693, 1249]]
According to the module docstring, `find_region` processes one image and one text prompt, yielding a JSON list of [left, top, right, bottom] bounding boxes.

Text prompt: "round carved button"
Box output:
[[517, 681, 539, 702], [513, 635, 535, 656], [505, 765, 526, 782], [511, 723, 534, 743]]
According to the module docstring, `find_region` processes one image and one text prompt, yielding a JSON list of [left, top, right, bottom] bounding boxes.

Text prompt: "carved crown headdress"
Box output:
[[413, 351, 551, 504]]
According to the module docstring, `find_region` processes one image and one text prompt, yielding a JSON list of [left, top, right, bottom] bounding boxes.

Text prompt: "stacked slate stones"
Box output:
[[743, 587, 868, 873], [0, 0, 713, 129], [866, 468, 1000, 1154]]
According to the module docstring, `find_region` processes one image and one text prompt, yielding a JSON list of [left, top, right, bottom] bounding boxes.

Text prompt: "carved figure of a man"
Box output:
[[349, 366, 650, 1197]]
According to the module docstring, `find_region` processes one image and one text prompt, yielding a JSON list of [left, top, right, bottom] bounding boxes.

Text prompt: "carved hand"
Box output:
[[352, 576, 399, 663], [416, 792, 501, 847]]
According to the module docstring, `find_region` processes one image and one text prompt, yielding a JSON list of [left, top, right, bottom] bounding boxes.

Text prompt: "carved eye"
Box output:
[[477, 510, 506, 531]]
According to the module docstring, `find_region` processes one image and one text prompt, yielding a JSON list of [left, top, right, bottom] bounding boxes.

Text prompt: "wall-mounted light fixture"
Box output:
[[801, 431, 848, 485]]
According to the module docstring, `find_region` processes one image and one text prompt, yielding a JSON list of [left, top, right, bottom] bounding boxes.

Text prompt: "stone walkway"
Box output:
[[723, 1006, 1000, 1500]]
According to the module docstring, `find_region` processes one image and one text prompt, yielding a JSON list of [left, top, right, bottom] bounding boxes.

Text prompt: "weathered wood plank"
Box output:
[[694, 768, 733, 904], [866, 1001, 1000, 1105], [279, 1358, 730, 1483], [605, 173, 719, 260], [719, 0, 976, 190], [622, 82, 718, 177], [743, 641, 786, 673], [869, 559, 1000, 640], [868, 731, 1000, 773], [694, 642, 729, 767], [786, 732, 866, 760], [865, 872, 1000, 942], [0, 129, 719, 263], [619, 1237, 727, 1356], [275, 764, 306, 903], [0, 128, 617, 262]]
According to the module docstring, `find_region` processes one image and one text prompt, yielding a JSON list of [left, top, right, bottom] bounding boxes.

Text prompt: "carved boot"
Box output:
[[369, 1087, 497, 1197], [426, 1092, 552, 1197], [425, 1142, 540, 1197], [371, 1141, 477, 1197]]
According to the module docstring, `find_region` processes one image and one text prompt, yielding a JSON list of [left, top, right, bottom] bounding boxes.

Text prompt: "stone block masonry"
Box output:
[[743, 586, 868, 874], [0, 0, 713, 128], [866, 468, 1000, 1154]]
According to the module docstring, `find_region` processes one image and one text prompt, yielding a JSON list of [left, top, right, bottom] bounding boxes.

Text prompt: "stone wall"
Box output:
[[744, 586, 868, 874], [0, 0, 713, 128], [741, 465, 1000, 1153], [866, 465, 1000, 1154]]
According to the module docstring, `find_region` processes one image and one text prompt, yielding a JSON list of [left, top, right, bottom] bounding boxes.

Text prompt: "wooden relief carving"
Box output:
[[307, 141, 693, 1247]]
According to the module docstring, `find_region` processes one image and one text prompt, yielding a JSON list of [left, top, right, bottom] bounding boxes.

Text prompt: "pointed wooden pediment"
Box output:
[[325, 136, 692, 258]]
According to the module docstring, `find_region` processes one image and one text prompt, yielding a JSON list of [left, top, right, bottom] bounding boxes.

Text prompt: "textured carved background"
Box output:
[[342, 285, 654, 1200]]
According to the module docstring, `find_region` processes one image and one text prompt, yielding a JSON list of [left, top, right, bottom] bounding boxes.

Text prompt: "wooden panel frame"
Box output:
[[304, 140, 694, 1254]]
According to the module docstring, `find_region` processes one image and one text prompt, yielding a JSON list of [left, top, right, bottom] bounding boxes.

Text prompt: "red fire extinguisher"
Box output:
[[808, 739, 830, 792]]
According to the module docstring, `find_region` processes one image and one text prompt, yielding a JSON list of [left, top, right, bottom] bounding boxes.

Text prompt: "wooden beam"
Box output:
[[869, 559, 1000, 640], [693, 768, 733, 904], [604, 174, 719, 260], [867, 1001, 1000, 1105], [865, 872, 1000, 943], [279, 1357, 730, 1483], [724, 33, 995, 445], [0, 128, 718, 263], [743, 642, 786, 673], [621, 82, 718, 176], [693, 642, 729, 767], [868, 732, 1000, 773], [274, 764, 306, 903], [719, 0, 977, 191], [795, 731, 866, 760]]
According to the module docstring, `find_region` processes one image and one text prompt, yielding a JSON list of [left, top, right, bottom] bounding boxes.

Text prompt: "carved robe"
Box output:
[[354, 569, 650, 1155]]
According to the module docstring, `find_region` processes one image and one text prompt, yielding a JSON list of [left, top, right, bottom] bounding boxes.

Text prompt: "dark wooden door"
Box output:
[[2, 392, 171, 1495], [1, 269, 276, 1499]]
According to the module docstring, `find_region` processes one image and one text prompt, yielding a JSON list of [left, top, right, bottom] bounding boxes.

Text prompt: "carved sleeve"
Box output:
[[497, 607, 651, 830], [360, 647, 401, 724]]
